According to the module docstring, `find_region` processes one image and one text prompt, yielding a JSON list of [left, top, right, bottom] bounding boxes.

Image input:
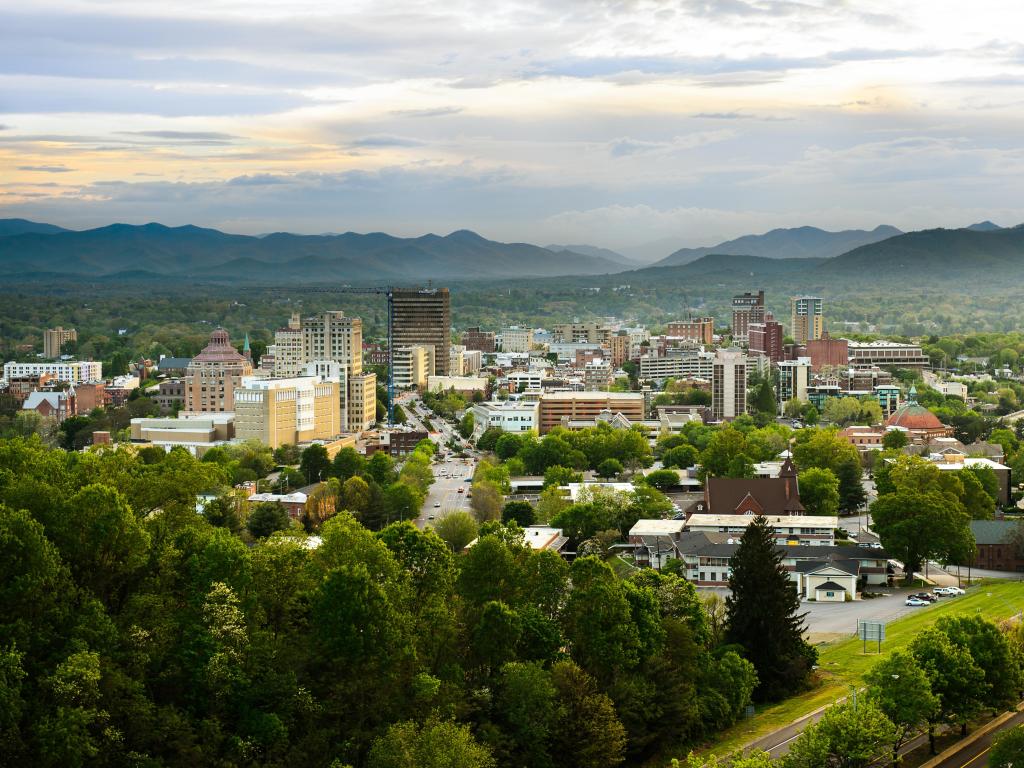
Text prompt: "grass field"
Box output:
[[701, 580, 1024, 757]]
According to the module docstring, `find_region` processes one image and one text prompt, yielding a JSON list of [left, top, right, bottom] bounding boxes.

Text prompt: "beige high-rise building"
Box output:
[[347, 372, 377, 433], [302, 311, 362, 378], [392, 287, 451, 375], [234, 376, 341, 449], [43, 326, 77, 358], [606, 331, 631, 368], [393, 345, 434, 389], [502, 327, 534, 353], [791, 296, 824, 345], [553, 321, 611, 344], [712, 348, 748, 422], [185, 329, 253, 413], [272, 312, 304, 377]]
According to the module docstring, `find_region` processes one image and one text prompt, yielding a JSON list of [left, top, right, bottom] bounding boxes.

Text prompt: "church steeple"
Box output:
[[243, 332, 252, 361]]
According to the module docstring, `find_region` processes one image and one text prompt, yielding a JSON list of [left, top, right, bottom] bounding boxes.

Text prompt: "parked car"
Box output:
[[905, 597, 928, 606], [913, 592, 937, 602], [935, 586, 965, 595], [458, 487, 465, 494], [433, 502, 441, 508]]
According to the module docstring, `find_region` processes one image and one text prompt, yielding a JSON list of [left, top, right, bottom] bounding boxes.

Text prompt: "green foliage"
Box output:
[[643, 469, 679, 489], [785, 700, 897, 768], [247, 501, 291, 538], [299, 443, 330, 484], [368, 717, 495, 768], [434, 511, 478, 552], [597, 458, 624, 479], [502, 500, 536, 527], [726, 515, 816, 700], [881, 429, 908, 450], [797, 468, 840, 517], [991, 725, 1024, 768]]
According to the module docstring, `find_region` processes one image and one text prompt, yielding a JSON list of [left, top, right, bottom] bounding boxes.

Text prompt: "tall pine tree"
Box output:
[[726, 515, 817, 700]]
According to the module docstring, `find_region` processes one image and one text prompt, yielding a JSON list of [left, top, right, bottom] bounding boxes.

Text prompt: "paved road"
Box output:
[[929, 708, 1024, 768], [416, 456, 476, 530]]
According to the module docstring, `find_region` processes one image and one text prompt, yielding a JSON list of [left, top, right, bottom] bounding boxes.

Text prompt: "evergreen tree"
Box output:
[[725, 515, 816, 700]]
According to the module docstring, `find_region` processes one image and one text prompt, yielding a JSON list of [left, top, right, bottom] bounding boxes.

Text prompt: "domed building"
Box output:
[[884, 386, 952, 443], [184, 328, 253, 413]]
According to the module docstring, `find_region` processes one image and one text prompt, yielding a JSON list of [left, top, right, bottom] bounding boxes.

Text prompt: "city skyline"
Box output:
[[2, 1, 1024, 252]]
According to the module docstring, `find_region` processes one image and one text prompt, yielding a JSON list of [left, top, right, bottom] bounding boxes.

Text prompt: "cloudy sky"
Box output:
[[2, 0, 1024, 256]]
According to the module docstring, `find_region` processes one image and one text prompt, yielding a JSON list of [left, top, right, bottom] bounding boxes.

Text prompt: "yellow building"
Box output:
[[347, 372, 377, 433], [43, 326, 77, 358], [393, 345, 434, 389], [790, 296, 824, 344], [272, 312, 304, 377], [234, 376, 341, 448]]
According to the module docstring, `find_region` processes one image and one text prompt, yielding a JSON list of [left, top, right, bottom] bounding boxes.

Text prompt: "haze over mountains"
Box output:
[[0, 218, 1019, 285]]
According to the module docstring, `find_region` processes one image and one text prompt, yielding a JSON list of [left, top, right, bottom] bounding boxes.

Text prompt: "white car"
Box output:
[[905, 597, 928, 607], [433, 502, 441, 508], [936, 586, 965, 596]]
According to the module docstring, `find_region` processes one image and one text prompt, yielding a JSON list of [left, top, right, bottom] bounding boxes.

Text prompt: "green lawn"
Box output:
[[701, 580, 1024, 757]]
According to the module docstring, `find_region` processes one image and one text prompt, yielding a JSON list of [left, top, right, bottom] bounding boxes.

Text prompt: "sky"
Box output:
[[2, 0, 1024, 257]]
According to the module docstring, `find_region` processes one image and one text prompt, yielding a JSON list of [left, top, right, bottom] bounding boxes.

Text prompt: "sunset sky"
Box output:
[[2, 0, 1024, 254]]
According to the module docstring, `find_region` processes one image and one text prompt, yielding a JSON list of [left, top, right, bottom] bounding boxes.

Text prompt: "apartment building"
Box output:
[[606, 331, 631, 367], [501, 326, 535, 353], [347, 372, 377, 432], [748, 317, 784, 364], [43, 326, 77, 358], [537, 391, 645, 434], [666, 317, 714, 346], [302, 311, 362, 379], [711, 348, 748, 421], [639, 349, 715, 381], [777, 357, 811, 409], [3, 360, 102, 385], [731, 290, 765, 339], [583, 359, 613, 391], [234, 375, 341, 449], [392, 287, 451, 375], [184, 329, 253, 413], [791, 296, 824, 345], [393, 345, 434, 389], [553, 321, 611, 344], [272, 312, 304, 377], [461, 326, 496, 353]]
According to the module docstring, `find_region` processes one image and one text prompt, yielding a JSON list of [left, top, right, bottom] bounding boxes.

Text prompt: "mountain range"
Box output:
[[0, 222, 627, 282], [0, 218, 1021, 285], [654, 225, 904, 266]]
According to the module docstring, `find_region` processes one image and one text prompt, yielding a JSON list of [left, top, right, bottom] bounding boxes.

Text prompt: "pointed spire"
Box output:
[[908, 384, 917, 404], [243, 333, 252, 360]]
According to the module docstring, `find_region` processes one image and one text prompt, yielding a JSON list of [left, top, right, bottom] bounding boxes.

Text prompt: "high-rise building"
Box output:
[[272, 313, 304, 377], [302, 311, 362, 379], [392, 287, 451, 375], [777, 357, 811, 412], [791, 296, 824, 345], [461, 326, 496, 353], [392, 345, 435, 389], [583, 359, 613, 391], [666, 317, 714, 346], [732, 291, 765, 340], [606, 331, 631, 367], [347, 372, 378, 432], [748, 316, 784, 364], [553, 321, 611, 344], [234, 375, 341, 449], [712, 348, 748, 421], [501, 327, 534, 353], [185, 329, 253, 413], [43, 326, 77, 358], [805, 333, 848, 372]]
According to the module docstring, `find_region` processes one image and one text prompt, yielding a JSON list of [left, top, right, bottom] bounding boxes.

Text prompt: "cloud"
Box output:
[[390, 106, 463, 118], [119, 130, 241, 142], [350, 135, 426, 148], [692, 112, 754, 119], [17, 165, 75, 173], [607, 130, 735, 157]]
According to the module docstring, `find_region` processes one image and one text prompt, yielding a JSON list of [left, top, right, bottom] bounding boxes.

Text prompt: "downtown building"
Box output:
[[747, 315, 784, 364], [392, 287, 451, 375], [234, 375, 342, 449], [731, 290, 765, 340], [461, 326, 496, 353], [184, 329, 253, 413], [666, 317, 714, 346], [3, 359, 102, 385], [790, 296, 824, 345], [300, 311, 376, 433], [711, 348, 748, 421], [43, 326, 77, 358]]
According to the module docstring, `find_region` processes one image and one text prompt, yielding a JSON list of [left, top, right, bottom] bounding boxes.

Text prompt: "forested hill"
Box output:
[[0, 221, 629, 281], [818, 225, 1024, 276]]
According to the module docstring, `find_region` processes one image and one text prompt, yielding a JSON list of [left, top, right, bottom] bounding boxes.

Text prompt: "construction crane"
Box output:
[[302, 286, 397, 425]]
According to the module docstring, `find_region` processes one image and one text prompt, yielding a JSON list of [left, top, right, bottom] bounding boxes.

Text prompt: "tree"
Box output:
[[366, 451, 398, 487], [699, 426, 753, 480], [299, 443, 330, 484], [662, 444, 698, 469], [368, 717, 495, 768], [786, 701, 897, 768], [881, 429, 908, 450], [726, 516, 816, 700], [643, 469, 679, 489], [434, 511, 478, 552], [273, 443, 301, 464], [870, 489, 973, 583], [865, 650, 939, 766], [502, 500, 536, 527], [797, 468, 840, 517], [550, 660, 627, 768], [990, 726, 1024, 768], [384, 482, 422, 523], [476, 427, 503, 452], [936, 615, 1019, 710], [247, 501, 291, 538], [495, 661, 557, 768], [458, 411, 474, 439], [958, 468, 995, 520], [470, 480, 503, 523], [910, 628, 987, 750], [597, 458, 623, 479], [783, 398, 804, 419], [835, 458, 867, 513], [822, 396, 863, 426], [331, 447, 365, 480], [341, 475, 372, 519], [751, 380, 776, 417]]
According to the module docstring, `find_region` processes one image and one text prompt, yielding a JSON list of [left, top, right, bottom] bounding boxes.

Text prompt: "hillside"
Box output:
[[819, 225, 1024, 276], [0, 218, 69, 237], [655, 225, 902, 266], [0, 222, 627, 282]]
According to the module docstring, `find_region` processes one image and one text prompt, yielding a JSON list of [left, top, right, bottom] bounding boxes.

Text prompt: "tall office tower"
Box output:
[[43, 326, 77, 358], [185, 328, 253, 413], [731, 290, 765, 340], [711, 348, 748, 422], [791, 296, 824, 345], [392, 287, 451, 375], [777, 357, 811, 412], [272, 313, 304, 377], [302, 311, 363, 378], [461, 326, 496, 353], [747, 315, 784, 364]]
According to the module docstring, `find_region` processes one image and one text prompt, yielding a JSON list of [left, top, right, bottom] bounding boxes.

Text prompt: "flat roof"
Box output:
[[630, 519, 686, 536], [687, 513, 838, 528]]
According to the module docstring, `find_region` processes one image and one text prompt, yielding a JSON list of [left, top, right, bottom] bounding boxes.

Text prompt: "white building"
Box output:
[[3, 360, 103, 384], [470, 400, 539, 436], [777, 357, 811, 409], [685, 514, 838, 546], [640, 350, 715, 382], [507, 369, 547, 392], [392, 345, 435, 389]]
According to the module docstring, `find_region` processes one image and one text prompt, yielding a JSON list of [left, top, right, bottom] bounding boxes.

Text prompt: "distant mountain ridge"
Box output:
[[655, 225, 903, 266], [545, 243, 637, 265], [0, 221, 626, 282]]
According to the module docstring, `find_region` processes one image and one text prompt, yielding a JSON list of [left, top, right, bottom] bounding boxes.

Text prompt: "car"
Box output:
[[427, 514, 435, 520], [458, 487, 465, 494], [937, 586, 965, 595], [433, 502, 441, 508], [905, 597, 928, 606], [913, 592, 937, 602]]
